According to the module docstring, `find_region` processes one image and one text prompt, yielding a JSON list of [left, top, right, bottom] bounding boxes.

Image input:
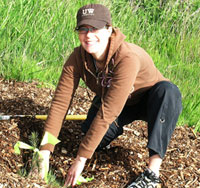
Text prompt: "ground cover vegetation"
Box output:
[[0, 80, 200, 187], [0, 0, 199, 129]]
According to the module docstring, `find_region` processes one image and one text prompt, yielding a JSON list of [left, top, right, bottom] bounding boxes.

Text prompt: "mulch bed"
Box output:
[[0, 78, 200, 188]]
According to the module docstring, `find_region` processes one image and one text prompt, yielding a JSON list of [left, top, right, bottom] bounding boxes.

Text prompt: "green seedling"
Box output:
[[14, 131, 60, 182]]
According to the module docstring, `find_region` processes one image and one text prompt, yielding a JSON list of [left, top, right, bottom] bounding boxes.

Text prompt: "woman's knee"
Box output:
[[151, 81, 181, 101], [160, 81, 182, 111], [148, 81, 182, 115]]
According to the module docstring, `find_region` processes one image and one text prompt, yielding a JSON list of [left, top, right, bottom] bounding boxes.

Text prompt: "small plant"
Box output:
[[17, 167, 28, 177], [28, 132, 40, 148], [14, 132, 94, 187], [46, 169, 64, 188], [14, 131, 62, 186], [29, 132, 42, 174], [14, 132, 42, 178]]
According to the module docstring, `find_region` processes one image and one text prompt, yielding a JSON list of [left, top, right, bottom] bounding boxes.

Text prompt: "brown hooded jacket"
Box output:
[[40, 28, 167, 158]]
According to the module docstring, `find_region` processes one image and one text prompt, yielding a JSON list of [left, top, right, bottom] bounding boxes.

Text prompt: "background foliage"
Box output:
[[0, 0, 200, 130]]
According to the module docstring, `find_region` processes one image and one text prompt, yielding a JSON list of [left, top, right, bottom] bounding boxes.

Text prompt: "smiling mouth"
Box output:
[[85, 41, 97, 46]]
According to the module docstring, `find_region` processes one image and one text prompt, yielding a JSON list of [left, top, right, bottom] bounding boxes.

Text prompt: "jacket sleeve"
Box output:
[[77, 54, 141, 158], [40, 52, 80, 152]]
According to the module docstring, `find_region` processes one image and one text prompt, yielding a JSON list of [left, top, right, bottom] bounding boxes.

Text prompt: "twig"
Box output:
[[190, 127, 197, 139]]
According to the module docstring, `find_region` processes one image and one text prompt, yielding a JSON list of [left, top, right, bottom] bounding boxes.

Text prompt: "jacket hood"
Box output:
[[105, 28, 126, 67]]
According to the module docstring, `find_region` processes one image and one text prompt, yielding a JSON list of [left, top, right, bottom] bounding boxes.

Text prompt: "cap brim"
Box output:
[[76, 19, 107, 29]]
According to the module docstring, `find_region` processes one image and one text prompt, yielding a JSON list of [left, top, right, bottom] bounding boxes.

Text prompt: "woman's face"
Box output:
[[78, 25, 112, 60]]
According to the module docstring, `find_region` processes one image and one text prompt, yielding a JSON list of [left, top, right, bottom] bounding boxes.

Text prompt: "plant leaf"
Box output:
[[14, 141, 35, 155], [14, 141, 21, 154], [76, 175, 94, 185], [40, 131, 60, 146]]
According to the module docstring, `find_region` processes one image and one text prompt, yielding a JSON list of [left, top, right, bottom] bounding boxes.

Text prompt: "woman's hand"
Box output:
[[38, 150, 50, 179], [64, 155, 87, 187], [29, 150, 50, 179]]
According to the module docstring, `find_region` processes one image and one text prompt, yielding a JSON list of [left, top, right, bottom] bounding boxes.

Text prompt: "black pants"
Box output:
[[81, 81, 182, 159]]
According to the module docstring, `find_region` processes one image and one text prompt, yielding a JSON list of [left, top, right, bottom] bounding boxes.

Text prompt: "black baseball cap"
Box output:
[[76, 4, 112, 29]]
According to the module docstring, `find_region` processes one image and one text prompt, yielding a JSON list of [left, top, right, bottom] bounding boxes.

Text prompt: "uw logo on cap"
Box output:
[[82, 8, 94, 16]]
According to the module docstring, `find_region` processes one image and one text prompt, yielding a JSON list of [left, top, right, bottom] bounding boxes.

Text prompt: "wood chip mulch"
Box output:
[[0, 78, 200, 188]]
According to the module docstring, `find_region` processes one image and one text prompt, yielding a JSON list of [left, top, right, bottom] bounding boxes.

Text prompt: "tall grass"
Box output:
[[0, 0, 199, 130]]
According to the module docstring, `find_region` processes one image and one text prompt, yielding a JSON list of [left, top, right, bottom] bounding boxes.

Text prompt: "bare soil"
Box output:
[[0, 79, 200, 188]]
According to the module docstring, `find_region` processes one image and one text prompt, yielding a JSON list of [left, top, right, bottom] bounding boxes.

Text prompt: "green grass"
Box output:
[[0, 0, 200, 130]]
